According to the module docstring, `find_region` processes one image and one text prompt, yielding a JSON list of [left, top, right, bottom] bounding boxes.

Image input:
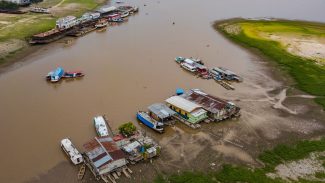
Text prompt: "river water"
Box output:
[[0, 0, 324, 182]]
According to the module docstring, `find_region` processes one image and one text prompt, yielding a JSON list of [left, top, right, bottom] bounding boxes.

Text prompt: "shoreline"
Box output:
[[0, 0, 108, 73], [213, 18, 325, 110]]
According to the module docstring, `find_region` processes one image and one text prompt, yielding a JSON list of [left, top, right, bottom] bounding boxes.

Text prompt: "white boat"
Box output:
[[181, 62, 197, 73], [94, 116, 109, 137], [120, 11, 129, 18], [60, 138, 83, 165]]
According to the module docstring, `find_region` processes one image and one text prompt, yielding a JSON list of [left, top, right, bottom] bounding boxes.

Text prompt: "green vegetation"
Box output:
[[0, 1, 19, 10], [118, 122, 137, 137], [215, 19, 325, 109], [155, 138, 325, 183]]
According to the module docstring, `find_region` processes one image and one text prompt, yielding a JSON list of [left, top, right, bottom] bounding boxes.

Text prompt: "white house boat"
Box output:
[[181, 62, 197, 73], [60, 138, 84, 165], [93, 116, 109, 137]]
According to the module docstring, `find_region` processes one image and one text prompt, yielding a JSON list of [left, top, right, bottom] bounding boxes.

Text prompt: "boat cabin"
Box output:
[[60, 138, 83, 165], [181, 62, 197, 72], [210, 67, 242, 81], [148, 103, 176, 123]]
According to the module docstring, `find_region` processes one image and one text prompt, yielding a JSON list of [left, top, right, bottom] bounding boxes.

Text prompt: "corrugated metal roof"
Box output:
[[83, 136, 126, 171], [148, 103, 176, 119], [183, 89, 229, 113], [165, 96, 202, 113]]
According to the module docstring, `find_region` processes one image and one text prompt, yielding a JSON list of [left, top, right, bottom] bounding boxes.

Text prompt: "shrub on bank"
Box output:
[[0, 1, 19, 10]]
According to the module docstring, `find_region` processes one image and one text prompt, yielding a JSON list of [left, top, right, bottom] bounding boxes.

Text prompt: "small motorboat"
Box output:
[[175, 56, 186, 63], [63, 71, 84, 78], [60, 138, 83, 165], [110, 18, 124, 22], [93, 116, 109, 137], [119, 11, 129, 18], [136, 111, 164, 133], [95, 19, 108, 28], [30, 7, 50, 14]]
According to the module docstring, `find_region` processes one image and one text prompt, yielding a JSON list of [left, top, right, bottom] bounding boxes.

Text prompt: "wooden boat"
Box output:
[[63, 71, 84, 78], [210, 67, 243, 82], [95, 19, 108, 28], [30, 7, 50, 14], [120, 11, 129, 18], [175, 57, 204, 65], [109, 18, 124, 22], [94, 116, 109, 137], [77, 164, 86, 180], [46, 67, 64, 82], [136, 111, 164, 133], [60, 138, 83, 165]]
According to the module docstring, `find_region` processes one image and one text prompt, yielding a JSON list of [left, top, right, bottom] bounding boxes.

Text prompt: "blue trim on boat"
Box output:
[[137, 112, 164, 133]]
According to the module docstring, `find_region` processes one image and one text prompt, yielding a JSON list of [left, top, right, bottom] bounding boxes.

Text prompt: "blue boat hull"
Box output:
[[137, 112, 164, 133]]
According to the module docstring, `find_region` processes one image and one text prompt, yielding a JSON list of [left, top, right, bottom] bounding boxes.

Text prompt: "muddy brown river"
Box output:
[[0, 0, 325, 182]]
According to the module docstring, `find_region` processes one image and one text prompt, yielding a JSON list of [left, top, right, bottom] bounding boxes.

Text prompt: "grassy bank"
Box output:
[[155, 138, 325, 183], [0, 0, 106, 64], [214, 19, 325, 109]]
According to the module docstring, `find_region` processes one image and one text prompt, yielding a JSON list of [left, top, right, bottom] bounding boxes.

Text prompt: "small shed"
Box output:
[[148, 103, 176, 122]]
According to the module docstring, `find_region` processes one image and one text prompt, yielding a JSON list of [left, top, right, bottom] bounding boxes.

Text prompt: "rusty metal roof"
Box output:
[[83, 136, 126, 170], [182, 89, 228, 113]]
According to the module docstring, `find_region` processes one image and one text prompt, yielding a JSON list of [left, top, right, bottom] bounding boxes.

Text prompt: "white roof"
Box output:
[[146, 147, 156, 154], [181, 63, 196, 70], [94, 116, 109, 137], [191, 108, 207, 117], [165, 96, 202, 113], [61, 138, 83, 164], [123, 141, 141, 153], [184, 58, 195, 65]]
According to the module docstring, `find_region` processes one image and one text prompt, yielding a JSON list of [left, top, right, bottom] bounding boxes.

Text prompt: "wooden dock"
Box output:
[[216, 80, 235, 90]]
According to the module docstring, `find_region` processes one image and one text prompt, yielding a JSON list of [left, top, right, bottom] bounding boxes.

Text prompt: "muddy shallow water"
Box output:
[[0, 0, 325, 182]]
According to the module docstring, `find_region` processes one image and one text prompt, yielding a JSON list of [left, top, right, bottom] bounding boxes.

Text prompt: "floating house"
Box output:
[[56, 16, 78, 29], [148, 103, 176, 123], [113, 131, 161, 163], [182, 89, 240, 121], [165, 96, 208, 124], [210, 67, 242, 81], [83, 136, 127, 177]]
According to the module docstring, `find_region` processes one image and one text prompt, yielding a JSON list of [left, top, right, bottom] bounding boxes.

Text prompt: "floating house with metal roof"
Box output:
[[148, 103, 176, 123], [83, 136, 127, 177], [165, 96, 208, 124], [182, 89, 240, 121]]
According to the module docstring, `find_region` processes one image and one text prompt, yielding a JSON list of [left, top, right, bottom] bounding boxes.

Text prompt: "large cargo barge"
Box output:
[[29, 27, 75, 44]]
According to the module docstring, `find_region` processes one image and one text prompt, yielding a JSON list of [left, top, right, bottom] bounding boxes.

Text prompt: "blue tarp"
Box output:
[[54, 67, 64, 77], [176, 88, 184, 95]]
